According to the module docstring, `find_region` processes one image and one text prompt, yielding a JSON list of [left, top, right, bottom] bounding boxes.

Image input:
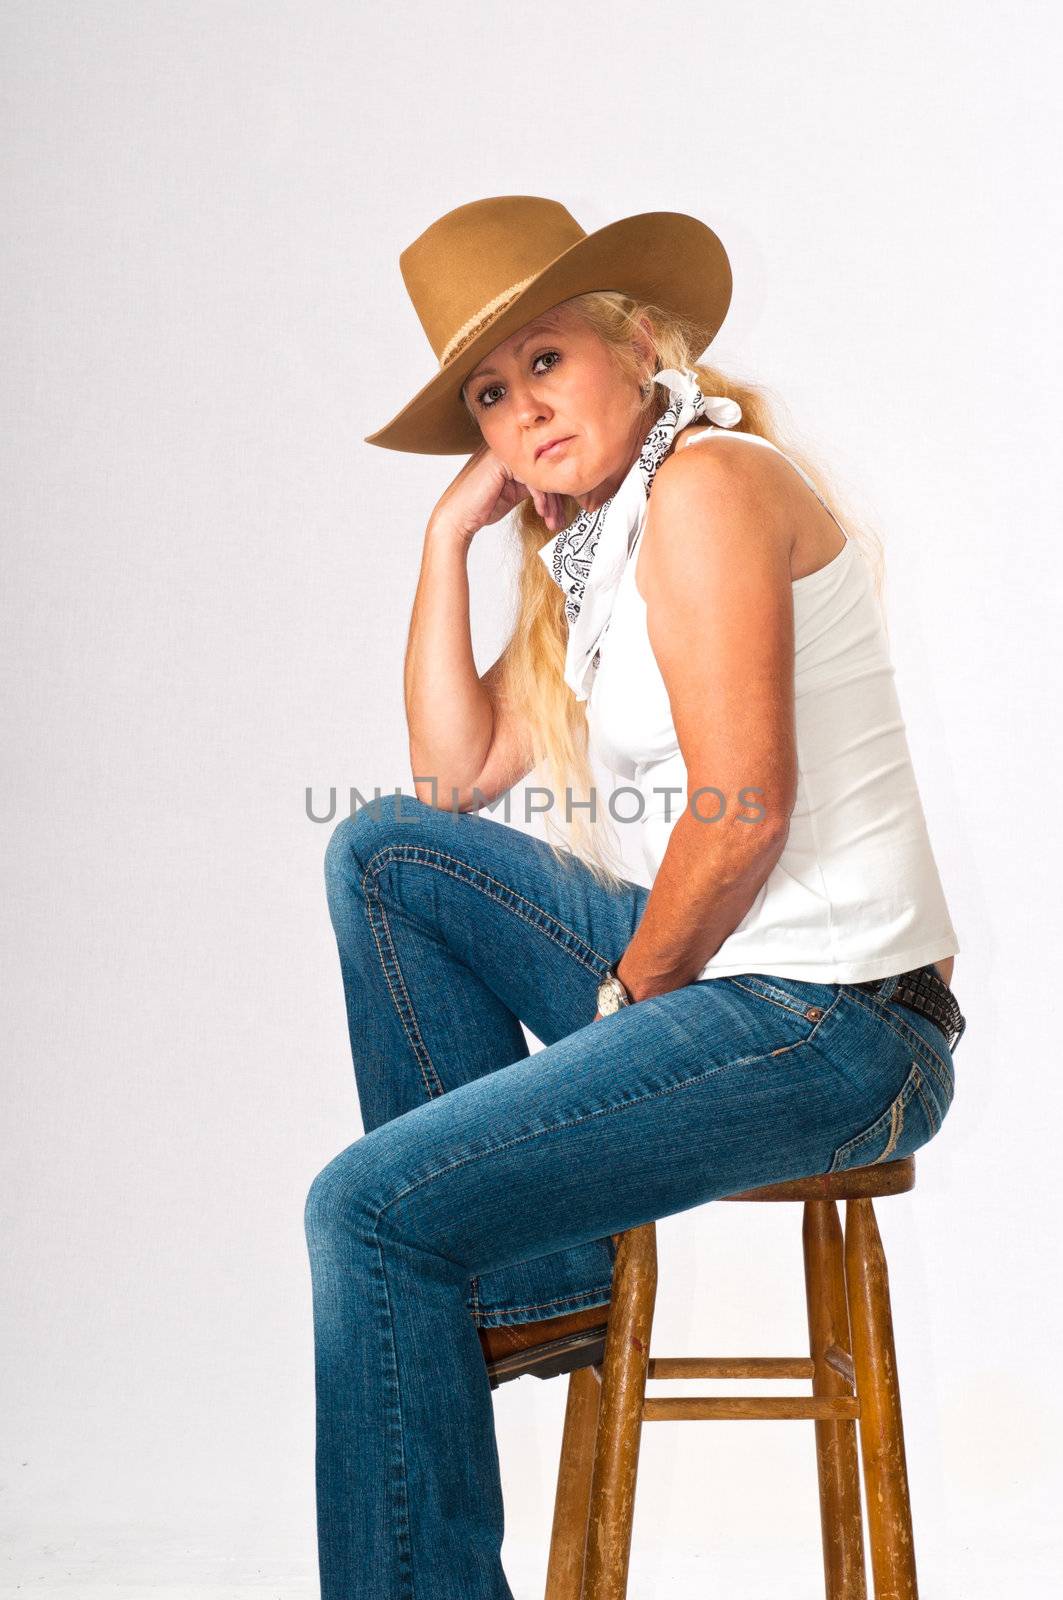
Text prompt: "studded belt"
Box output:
[[852, 963, 966, 1053]]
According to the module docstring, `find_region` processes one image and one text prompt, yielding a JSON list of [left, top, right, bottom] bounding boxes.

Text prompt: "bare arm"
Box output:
[[612, 443, 799, 1001], [402, 440, 568, 813], [403, 519, 535, 812], [403, 521, 492, 806]]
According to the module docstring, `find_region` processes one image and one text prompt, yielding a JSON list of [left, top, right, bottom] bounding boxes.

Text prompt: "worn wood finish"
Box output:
[[546, 1159, 925, 1600], [643, 1394, 859, 1421], [721, 1158, 915, 1204], [544, 1364, 600, 1600], [650, 1355, 813, 1378], [845, 1198, 920, 1599], [804, 1199, 869, 1599], [581, 1223, 657, 1600]]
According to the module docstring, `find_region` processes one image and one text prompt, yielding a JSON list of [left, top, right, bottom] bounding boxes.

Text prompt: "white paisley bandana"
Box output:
[[537, 366, 742, 701]]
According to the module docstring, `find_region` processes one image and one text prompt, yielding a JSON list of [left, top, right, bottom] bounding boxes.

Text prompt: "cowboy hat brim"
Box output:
[[363, 210, 732, 455]]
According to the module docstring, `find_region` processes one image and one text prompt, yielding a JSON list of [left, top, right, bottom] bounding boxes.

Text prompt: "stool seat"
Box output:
[[720, 1154, 915, 1203], [546, 1155, 929, 1600]]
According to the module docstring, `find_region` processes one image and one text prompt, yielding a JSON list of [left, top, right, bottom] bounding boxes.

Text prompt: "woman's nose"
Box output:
[[512, 384, 552, 427]]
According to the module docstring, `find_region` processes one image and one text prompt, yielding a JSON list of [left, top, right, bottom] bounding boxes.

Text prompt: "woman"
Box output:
[[306, 196, 965, 1599]]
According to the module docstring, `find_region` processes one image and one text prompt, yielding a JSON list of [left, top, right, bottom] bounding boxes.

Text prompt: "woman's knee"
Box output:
[[323, 792, 440, 911], [304, 1144, 376, 1251], [304, 1129, 467, 1272]]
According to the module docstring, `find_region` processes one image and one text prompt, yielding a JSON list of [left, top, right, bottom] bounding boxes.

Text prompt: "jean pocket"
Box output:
[[724, 973, 841, 1025], [887, 1005, 958, 1107], [828, 1059, 944, 1173]]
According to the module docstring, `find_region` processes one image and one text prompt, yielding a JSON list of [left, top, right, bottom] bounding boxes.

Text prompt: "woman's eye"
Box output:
[[477, 350, 561, 410]]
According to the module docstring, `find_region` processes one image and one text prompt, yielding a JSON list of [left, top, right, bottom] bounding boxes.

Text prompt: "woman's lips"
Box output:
[[535, 436, 574, 461]]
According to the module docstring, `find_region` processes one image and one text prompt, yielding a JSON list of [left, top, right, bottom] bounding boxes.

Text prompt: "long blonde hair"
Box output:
[[470, 289, 886, 890]]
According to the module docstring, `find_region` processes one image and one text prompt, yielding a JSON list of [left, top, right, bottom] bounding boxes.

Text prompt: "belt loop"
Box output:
[[877, 973, 901, 1002]]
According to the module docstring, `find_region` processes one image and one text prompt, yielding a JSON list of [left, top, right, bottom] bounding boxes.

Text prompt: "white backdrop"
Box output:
[[4, 3, 1060, 1596]]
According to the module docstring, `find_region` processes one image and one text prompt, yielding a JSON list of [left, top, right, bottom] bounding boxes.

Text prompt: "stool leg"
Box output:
[[582, 1224, 658, 1600], [545, 1364, 601, 1600], [844, 1198, 920, 1600], [803, 1199, 869, 1600]]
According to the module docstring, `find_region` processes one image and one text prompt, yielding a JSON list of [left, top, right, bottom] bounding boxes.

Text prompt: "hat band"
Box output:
[[439, 271, 542, 368]]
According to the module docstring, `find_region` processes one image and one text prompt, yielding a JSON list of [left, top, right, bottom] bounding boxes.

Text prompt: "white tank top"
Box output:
[[585, 428, 960, 984]]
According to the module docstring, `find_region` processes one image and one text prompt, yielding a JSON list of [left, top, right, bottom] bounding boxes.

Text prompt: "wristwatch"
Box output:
[[597, 960, 633, 1015]]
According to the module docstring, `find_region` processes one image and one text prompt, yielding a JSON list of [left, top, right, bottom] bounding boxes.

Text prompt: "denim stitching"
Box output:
[[829, 1062, 923, 1171], [361, 845, 612, 976], [914, 1069, 941, 1137], [876, 1081, 906, 1162], [727, 974, 836, 1020], [358, 836, 615, 1105], [372, 1231, 416, 1600], [831, 1115, 891, 1170], [844, 987, 953, 1092], [364, 892, 445, 1101], [368, 1026, 820, 1244], [842, 987, 954, 1102], [475, 1283, 614, 1325], [359, 841, 619, 1327]]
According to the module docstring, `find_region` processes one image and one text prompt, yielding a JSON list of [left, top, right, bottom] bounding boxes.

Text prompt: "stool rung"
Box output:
[[547, 1201, 923, 1597], [642, 1395, 860, 1422], [648, 1356, 814, 1380]]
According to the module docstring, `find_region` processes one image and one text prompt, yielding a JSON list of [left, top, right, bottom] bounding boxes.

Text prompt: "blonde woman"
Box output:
[[306, 196, 964, 1599]]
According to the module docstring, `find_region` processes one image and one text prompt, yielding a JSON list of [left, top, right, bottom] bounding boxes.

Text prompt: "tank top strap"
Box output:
[[676, 426, 848, 541]]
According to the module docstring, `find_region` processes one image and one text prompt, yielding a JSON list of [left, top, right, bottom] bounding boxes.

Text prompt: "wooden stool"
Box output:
[[545, 1156, 924, 1600]]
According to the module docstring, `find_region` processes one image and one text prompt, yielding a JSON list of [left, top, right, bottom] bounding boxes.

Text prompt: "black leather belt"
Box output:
[[852, 963, 966, 1052]]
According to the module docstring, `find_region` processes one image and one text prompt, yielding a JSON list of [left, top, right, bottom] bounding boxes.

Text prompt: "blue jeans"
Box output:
[[305, 793, 959, 1599]]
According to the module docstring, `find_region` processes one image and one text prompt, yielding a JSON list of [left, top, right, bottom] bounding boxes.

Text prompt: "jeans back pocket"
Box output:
[[828, 1059, 942, 1173]]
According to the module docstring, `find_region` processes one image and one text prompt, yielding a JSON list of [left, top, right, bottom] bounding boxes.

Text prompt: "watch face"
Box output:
[[598, 975, 625, 1014]]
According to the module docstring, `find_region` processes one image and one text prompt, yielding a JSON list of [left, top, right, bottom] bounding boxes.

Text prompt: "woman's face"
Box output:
[[461, 302, 653, 513]]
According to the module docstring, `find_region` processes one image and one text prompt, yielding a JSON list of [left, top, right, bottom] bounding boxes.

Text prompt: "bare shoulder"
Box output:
[[666, 422, 795, 488], [637, 427, 796, 601]]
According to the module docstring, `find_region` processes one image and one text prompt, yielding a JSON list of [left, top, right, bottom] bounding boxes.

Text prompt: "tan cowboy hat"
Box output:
[[364, 195, 733, 455]]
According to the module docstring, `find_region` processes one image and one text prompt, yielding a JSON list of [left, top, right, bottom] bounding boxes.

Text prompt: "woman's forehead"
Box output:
[[468, 306, 575, 384]]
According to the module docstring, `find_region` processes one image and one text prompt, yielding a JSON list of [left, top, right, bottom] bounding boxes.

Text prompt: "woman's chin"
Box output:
[[535, 460, 582, 493]]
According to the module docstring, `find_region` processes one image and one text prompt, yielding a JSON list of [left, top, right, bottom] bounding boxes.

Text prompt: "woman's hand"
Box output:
[[428, 442, 569, 543]]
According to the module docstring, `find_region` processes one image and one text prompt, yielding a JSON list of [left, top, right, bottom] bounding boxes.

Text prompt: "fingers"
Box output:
[[500, 479, 565, 533], [542, 492, 564, 533]]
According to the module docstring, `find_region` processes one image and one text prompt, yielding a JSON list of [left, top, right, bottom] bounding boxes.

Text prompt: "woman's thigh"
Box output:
[[324, 791, 650, 1047], [306, 973, 957, 1279]]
